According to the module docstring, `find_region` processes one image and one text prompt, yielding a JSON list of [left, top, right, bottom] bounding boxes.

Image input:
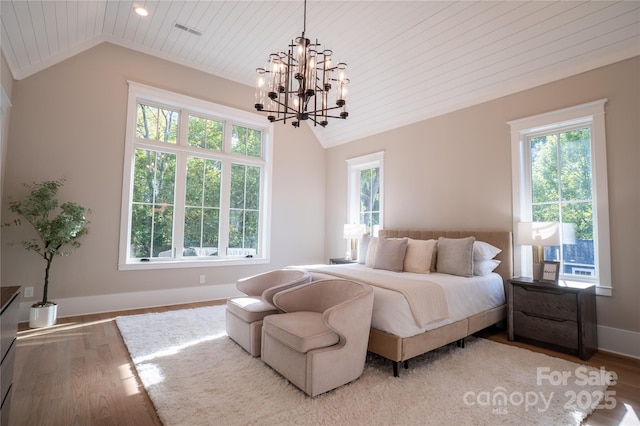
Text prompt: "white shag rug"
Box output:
[[116, 305, 608, 426]]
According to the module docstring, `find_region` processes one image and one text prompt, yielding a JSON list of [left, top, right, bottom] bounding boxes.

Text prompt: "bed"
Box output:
[[296, 229, 513, 376]]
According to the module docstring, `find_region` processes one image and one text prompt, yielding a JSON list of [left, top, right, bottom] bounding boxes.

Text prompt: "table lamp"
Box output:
[[516, 221, 560, 280], [343, 224, 366, 261]]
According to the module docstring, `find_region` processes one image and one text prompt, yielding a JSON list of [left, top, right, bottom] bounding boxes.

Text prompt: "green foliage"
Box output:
[[231, 125, 262, 157], [130, 149, 176, 257], [530, 127, 593, 241], [188, 115, 223, 150], [359, 167, 380, 229], [136, 103, 178, 143], [5, 179, 90, 305], [130, 104, 262, 259], [229, 164, 260, 250]]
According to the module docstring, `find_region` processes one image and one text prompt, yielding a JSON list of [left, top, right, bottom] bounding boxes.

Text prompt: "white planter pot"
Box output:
[[29, 302, 58, 328]]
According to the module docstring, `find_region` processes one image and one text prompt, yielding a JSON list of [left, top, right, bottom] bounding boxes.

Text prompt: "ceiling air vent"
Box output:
[[174, 22, 202, 37]]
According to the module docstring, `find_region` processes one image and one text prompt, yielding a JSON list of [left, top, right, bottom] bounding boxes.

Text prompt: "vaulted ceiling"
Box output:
[[2, 1, 639, 148]]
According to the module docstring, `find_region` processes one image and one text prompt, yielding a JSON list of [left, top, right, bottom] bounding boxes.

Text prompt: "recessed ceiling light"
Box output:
[[134, 6, 148, 17]]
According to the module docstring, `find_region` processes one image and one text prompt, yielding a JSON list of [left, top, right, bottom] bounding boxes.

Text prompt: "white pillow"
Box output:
[[358, 235, 371, 264], [474, 259, 501, 276], [403, 239, 436, 274], [365, 237, 378, 267], [473, 241, 502, 260]]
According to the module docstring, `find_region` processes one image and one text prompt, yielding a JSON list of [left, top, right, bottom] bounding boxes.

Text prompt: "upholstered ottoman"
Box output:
[[226, 269, 311, 356]]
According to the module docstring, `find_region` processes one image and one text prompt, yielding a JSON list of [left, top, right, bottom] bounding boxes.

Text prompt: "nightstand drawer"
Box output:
[[512, 285, 577, 321], [513, 311, 578, 350], [0, 339, 15, 408]]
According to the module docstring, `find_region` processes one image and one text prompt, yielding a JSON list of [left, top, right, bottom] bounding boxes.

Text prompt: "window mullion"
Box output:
[[556, 131, 566, 275], [522, 137, 534, 222], [218, 159, 231, 257], [173, 110, 190, 259], [218, 119, 231, 258], [199, 161, 206, 250], [173, 153, 187, 259]]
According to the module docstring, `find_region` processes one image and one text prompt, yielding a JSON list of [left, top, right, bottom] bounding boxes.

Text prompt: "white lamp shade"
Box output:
[[343, 224, 366, 239], [516, 222, 561, 246]]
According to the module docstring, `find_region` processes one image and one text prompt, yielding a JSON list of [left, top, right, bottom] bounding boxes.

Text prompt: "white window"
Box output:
[[509, 100, 611, 295], [347, 151, 384, 234], [119, 82, 273, 270]]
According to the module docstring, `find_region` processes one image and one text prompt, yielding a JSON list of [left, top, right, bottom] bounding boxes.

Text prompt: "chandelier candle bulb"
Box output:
[[266, 97, 276, 122], [336, 62, 348, 106], [297, 38, 307, 72], [321, 91, 329, 126], [306, 51, 317, 93], [255, 68, 266, 109]]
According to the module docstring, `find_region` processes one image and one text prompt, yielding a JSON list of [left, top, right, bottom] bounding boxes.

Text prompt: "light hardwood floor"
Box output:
[[8, 301, 639, 425]]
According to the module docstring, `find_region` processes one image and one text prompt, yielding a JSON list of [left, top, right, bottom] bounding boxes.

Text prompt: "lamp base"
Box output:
[[533, 262, 542, 281], [350, 248, 358, 261]]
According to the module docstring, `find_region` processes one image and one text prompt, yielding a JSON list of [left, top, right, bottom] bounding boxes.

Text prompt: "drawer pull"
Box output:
[[518, 286, 570, 296], [521, 311, 569, 323]]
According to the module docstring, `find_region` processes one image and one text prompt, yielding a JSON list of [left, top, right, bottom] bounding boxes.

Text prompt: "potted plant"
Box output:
[[4, 179, 90, 328]]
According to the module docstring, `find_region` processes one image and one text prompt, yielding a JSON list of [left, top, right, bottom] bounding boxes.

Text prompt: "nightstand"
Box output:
[[1, 287, 20, 426], [507, 277, 597, 360], [329, 258, 357, 265]]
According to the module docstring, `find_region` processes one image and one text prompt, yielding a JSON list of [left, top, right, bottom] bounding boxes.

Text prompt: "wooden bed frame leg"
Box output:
[[457, 338, 465, 348], [403, 360, 409, 369]]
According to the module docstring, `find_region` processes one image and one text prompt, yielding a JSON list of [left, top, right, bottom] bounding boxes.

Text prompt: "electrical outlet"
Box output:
[[199, 275, 205, 284], [24, 286, 34, 298]]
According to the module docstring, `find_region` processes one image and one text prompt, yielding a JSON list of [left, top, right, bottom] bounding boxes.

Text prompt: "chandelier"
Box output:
[[254, 0, 349, 128]]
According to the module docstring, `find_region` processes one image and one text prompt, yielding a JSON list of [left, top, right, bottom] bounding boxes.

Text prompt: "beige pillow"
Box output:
[[403, 239, 437, 274], [365, 237, 378, 267], [373, 238, 408, 272], [436, 236, 476, 277]]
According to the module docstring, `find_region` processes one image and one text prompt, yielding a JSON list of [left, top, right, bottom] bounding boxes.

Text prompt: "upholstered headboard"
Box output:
[[378, 230, 513, 282]]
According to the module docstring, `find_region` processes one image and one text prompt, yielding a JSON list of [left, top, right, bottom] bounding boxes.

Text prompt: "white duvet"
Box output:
[[292, 263, 506, 338]]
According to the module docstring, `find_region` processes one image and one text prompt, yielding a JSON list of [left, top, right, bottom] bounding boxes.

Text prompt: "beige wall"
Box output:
[[1, 50, 14, 199], [325, 57, 640, 333], [1, 42, 326, 300], [3, 41, 638, 335], [1, 51, 15, 284]]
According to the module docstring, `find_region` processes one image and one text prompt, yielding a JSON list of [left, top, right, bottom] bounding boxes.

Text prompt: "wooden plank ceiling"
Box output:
[[2, 1, 639, 148]]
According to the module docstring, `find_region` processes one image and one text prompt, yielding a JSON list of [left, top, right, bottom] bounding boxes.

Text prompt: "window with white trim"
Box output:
[[119, 82, 272, 269], [347, 152, 384, 234], [509, 100, 611, 295]]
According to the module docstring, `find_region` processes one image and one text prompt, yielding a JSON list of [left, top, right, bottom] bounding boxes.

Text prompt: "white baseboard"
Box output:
[[18, 283, 243, 323], [18, 288, 640, 360], [597, 324, 640, 359]]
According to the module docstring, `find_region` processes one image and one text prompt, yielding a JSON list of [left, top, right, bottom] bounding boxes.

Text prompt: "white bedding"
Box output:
[[292, 263, 506, 338]]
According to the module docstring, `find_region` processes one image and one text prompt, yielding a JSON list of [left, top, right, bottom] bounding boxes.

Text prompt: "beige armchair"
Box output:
[[226, 269, 311, 356], [261, 279, 374, 397]]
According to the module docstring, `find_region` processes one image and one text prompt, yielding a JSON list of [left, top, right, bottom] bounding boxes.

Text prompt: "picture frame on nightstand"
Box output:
[[540, 261, 560, 283]]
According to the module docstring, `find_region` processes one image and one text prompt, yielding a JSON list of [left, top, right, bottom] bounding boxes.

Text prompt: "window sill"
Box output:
[[118, 257, 270, 271], [562, 279, 612, 296]]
